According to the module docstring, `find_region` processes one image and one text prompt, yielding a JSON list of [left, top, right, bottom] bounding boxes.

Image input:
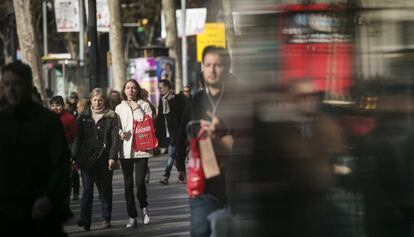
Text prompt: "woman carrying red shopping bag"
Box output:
[[133, 114, 158, 151], [115, 79, 155, 228]]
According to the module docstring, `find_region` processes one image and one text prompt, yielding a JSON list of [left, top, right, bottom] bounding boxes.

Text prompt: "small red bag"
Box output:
[[133, 114, 158, 151], [186, 128, 206, 198]]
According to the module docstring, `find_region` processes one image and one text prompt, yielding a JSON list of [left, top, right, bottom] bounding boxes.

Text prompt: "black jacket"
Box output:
[[175, 95, 192, 172], [0, 102, 71, 221], [191, 89, 233, 204], [155, 92, 186, 147], [72, 107, 120, 171]]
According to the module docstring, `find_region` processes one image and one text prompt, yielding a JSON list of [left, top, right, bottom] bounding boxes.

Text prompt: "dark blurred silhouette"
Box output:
[[356, 94, 414, 237], [0, 61, 71, 236], [228, 79, 345, 237]]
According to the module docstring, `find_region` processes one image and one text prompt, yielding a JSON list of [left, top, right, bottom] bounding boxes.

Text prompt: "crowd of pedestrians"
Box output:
[[3, 44, 414, 237]]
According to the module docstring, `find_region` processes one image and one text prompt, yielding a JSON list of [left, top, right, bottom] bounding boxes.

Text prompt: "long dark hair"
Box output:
[[121, 79, 143, 101]]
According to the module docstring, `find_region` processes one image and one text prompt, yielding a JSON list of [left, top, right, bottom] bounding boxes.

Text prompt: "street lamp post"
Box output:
[[181, 0, 187, 88], [88, 0, 99, 89]]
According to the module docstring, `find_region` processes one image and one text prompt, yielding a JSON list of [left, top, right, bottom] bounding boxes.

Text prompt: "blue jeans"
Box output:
[[190, 194, 224, 237], [80, 167, 113, 223], [163, 145, 176, 178]]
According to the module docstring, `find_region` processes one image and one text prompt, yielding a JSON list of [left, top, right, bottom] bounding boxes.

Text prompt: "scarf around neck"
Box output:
[[91, 106, 105, 124], [162, 90, 173, 115]]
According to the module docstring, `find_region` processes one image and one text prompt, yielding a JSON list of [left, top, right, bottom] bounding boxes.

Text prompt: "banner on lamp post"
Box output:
[[161, 8, 207, 38], [54, 0, 80, 32], [97, 0, 110, 32]]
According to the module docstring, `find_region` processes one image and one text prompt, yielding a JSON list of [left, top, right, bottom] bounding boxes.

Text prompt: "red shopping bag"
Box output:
[[187, 128, 206, 198], [133, 114, 158, 151]]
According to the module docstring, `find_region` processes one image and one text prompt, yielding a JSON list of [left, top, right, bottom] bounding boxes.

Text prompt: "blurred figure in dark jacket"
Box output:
[[156, 79, 186, 185], [0, 61, 71, 236], [356, 94, 414, 237], [228, 79, 344, 237], [174, 90, 192, 184]]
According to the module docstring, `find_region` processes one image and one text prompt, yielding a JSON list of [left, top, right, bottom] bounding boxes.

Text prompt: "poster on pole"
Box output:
[[161, 8, 207, 38], [54, 0, 80, 32], [196, 23, 226, 62], [97, 0, 110, 32], [176, 8, 207, 37]]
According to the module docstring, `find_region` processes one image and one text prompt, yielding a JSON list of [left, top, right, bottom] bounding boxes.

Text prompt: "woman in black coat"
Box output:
[[72, 88, 119, 231]]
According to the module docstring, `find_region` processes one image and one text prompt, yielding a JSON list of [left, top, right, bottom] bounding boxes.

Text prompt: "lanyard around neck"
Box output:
[[205, 85, 224, 116]]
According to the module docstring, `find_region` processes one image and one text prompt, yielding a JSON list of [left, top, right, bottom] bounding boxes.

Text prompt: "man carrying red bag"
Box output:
[[188, 46, 235, 237]]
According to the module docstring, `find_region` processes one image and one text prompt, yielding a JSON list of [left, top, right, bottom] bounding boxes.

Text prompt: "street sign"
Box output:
[[196, 23, 226, 62]]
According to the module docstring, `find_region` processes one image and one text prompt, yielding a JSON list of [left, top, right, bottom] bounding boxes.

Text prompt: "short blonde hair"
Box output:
[[89, 88, 106, 100], [89, 88, 108, 109]]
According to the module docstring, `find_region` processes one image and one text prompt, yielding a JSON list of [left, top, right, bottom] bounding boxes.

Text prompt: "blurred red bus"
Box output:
[[277, 3, 354, 98]]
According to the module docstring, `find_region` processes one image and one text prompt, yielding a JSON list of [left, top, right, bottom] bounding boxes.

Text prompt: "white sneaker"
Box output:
[[141, 207, 150, 224], [126, 218, 137, 228]]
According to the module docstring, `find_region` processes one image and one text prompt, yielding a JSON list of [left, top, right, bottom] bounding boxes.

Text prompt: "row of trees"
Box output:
[[1, 0, 226, 100]]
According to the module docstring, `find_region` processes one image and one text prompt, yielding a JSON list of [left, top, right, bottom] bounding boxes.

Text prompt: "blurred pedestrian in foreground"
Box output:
[[356, 93, 414, 237], [228, 79, 344, 237], [115, 79, 153, 228], [72, 88, 119, 231], [49, 96, 79, 200], [0, 61, 71, 236], [189, 46, 235, 237]]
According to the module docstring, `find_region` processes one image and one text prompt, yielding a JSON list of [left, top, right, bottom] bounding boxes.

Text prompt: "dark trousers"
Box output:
[[72, 169, 80, 194], [175, 134, 188, 172], [175, 143, 187, 172], [120, 158, 149, 218], [80, 166, 113, 224]]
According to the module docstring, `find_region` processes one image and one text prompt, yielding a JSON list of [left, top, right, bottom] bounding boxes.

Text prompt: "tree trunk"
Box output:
[[0, 33, 12, 64], [162, 0, 181, 91], [223, 0, 234, 72], [109, 0, 126, 91], [13, 0, 46, 100]]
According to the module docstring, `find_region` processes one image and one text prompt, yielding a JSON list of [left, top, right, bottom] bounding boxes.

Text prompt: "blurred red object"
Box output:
[[187, 129, 206, 198]]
